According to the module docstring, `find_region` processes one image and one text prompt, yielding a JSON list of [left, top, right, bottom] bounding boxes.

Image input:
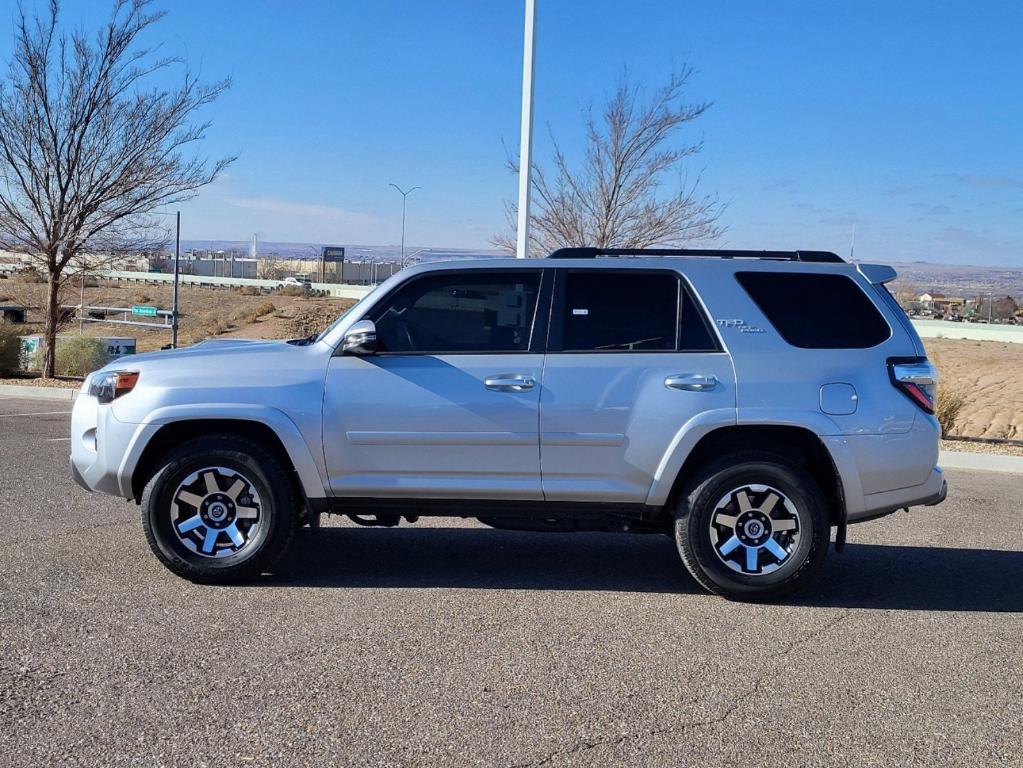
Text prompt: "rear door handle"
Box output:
[[665, 373, 718, 392], [485, 373, 536, 392]]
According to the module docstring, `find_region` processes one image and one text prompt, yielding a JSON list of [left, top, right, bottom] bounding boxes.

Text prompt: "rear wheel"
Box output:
[[141, 435, 297, 583], [674, 452, 829, 601]]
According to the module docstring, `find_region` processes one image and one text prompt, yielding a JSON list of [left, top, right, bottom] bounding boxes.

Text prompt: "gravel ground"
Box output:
[[0, 375, 80, 388], [942, 438, 1023, 457], [0, 397, 1021, 767]]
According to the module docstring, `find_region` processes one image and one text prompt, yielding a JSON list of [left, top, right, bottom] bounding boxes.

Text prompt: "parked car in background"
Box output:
[[70, 247, 946, 601], [280, 276, 312, 289]]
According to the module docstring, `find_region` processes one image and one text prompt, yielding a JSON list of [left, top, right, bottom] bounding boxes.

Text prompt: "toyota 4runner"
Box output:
[[70, 247, 947, 601]]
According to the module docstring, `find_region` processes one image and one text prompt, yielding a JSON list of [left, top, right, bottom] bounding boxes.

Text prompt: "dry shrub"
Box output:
[[935, 382, 968, 438], [195, 312, 232, 339], [0, 324, 22, 376], [131, 291, 153, 304], [28, 336, 108, 377], [12, 269, 44, 284], [278, 285, 308, 297], [229, 305, 260, 326], [254, 301, 276, 318], [236, 285, 261, 296], [285, 305, 344, 338]]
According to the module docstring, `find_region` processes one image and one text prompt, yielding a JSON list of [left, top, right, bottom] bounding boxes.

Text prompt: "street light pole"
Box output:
[[389, 183, 421, 267], [172, 210, 180, 348], [516, 0, 537, 259]]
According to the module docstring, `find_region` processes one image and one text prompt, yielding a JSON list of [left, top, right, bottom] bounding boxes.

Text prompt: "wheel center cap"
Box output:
[[735, 510, 772, 546], [208, 501, 228, 521]]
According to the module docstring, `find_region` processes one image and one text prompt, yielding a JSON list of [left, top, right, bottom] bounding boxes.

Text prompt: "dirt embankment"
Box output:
[[0, 278, 355, 353], [926, 337, 1023, 441]]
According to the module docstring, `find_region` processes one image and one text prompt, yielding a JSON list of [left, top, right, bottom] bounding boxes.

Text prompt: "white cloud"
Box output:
[[222, 196, 379, 227]]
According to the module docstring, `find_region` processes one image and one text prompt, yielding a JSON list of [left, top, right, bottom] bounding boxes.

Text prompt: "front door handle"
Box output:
[[485, 373, 536, 392], [665, 373, 718, 392]]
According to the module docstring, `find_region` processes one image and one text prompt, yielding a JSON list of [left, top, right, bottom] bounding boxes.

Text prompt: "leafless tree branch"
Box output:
[[0, 0, 233, 376], [495, 67, 724, 256]]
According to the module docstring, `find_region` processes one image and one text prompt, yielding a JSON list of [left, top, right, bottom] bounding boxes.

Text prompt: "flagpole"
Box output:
[[515, 0, 536, 259]]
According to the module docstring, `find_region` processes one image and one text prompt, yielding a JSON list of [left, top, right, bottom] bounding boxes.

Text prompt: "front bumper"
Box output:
[[70, 392, 157, 499], [70, 454, 90, 492]]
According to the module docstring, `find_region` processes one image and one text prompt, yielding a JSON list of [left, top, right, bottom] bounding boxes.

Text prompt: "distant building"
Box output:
[[918, 292, 965, 315], [0, 305, 27, 324]]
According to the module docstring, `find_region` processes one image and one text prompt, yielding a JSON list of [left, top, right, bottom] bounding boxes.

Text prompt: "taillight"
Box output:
[[889, 358, 937, 414]]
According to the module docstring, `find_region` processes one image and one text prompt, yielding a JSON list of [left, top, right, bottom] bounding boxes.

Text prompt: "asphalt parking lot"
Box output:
[[1, 396, 1020, 767]]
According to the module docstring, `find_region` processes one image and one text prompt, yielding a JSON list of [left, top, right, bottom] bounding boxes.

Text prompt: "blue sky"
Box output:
[[3, 1, 1021, 264]]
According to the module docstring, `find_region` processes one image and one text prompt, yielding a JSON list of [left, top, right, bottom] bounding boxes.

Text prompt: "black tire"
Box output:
[[140, 434, 298, 583], [674, 451, 829, 602]]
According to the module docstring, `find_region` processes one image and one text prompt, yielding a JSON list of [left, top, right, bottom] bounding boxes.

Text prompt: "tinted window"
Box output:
[[680, 290, 719, 351], [558, 272, 678, 351], [371, 271, 540, 353], [736, 272, 890, 349]]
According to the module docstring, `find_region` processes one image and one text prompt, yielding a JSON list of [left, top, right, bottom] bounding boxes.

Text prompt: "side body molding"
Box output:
[[115, 403, 328, 501]]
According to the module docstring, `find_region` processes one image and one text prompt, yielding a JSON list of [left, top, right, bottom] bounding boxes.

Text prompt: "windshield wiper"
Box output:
[[287, 333, 319, 346]]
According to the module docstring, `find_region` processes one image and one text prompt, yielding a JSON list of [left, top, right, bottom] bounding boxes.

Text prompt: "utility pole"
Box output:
[[172, 211, 180, 348], [389, 183, 421, 266], [79, 260, 85, 335], [516, 0, 537, 259]]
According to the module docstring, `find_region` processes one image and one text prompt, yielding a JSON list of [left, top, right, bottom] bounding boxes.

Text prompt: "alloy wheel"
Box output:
[[708, 483, 802, 576], [170, 467, 263, 558]]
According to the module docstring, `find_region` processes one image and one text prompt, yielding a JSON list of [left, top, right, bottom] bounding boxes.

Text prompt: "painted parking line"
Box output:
[[0, 410, 72, 418], [45, 437, 72, 442]]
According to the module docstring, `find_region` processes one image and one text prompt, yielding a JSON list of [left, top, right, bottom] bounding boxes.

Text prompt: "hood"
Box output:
[[99, 338, 302, 372]]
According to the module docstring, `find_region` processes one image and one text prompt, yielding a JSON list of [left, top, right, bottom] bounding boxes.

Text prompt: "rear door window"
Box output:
[[549, 270, 719, 353], [736, 272, 890, 349]]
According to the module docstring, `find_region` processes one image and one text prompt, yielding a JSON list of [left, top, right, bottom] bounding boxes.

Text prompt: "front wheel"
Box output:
[[140, 435, 297, 583], [674, 452, 830, 601]]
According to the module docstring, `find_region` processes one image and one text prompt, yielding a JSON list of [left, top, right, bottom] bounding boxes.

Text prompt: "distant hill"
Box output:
[[886, 261, 1023, 299]]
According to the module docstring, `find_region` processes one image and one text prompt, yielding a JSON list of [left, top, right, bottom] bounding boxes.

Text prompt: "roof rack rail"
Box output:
[[545, 247, 844, 263]]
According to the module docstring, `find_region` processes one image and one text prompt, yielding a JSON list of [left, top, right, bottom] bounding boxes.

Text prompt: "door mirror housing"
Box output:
[[341, 319, 378, 355]]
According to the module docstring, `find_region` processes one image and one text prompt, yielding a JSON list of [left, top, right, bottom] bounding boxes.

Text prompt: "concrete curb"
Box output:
[[0, 383, 79, 401], [940, 450, 1023, 474]]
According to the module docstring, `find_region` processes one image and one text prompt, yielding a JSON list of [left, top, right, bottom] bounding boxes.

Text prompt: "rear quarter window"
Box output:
[[736, 272, 890, 349]]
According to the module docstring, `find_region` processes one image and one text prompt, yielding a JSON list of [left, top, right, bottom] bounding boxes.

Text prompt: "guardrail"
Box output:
[[73, 304, 175, 330], [912, 318, 1023, 344], [94, 270, 375, 299]]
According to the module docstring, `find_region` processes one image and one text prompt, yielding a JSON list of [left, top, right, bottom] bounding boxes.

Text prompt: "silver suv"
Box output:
[[70, 248, 947, 601]]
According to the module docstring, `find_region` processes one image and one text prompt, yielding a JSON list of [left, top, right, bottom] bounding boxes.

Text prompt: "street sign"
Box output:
[[132, 305, 158, 317], [322, 246, 346, 263]]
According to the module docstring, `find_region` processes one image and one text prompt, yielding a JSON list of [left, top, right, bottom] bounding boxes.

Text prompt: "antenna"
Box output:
[[849, 223, 856, 262]]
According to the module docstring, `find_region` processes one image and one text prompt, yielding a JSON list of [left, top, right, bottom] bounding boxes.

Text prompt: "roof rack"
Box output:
[[545, 247, 844, 263]]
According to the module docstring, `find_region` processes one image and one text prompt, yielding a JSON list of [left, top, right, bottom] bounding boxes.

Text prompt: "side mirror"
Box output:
[[341, 319, 378, 355]]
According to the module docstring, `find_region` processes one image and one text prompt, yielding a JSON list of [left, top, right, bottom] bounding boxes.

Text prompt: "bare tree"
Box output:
[[495, 68, 723, 256], [0, 0, 233, 376], [258, 253, 285, 281]]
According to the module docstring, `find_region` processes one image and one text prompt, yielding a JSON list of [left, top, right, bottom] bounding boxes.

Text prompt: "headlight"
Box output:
[[87, 370, 140, 404]]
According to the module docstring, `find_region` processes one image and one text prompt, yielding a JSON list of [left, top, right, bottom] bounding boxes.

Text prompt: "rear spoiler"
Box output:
[[859, 263, 927, 356], [857, 263, 897, 285]]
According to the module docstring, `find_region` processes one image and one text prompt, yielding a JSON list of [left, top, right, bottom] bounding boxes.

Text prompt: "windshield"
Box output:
[[316, 283, 385, 342]]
